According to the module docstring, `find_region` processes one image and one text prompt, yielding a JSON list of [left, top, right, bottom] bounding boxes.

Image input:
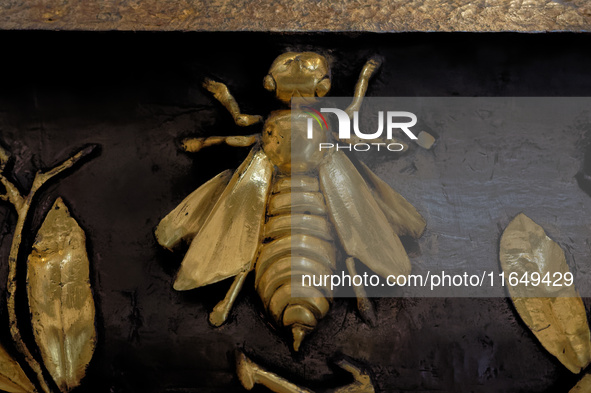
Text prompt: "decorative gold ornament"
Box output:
[[236, 351, 374, 393], [156, 52, 426, 356], [27, 198, 96, 392], [0, 143, 97, 393], [500, 213, 591, 374]]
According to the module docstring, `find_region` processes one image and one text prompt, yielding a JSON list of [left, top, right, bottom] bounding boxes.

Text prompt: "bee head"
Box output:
[[264, 52, 331, 105]]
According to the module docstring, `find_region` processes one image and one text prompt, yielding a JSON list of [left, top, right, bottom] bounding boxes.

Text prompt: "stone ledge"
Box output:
[[0, 0, 589, 32]]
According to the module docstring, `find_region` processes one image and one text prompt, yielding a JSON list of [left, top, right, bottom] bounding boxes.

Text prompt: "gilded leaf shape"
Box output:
[[27, 198, 96, 392], [0, 342, 36, 392], [500, 213, 591, 373]]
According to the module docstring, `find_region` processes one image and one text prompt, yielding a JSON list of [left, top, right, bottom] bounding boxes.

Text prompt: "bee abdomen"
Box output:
[[255, 175, 336, 351], [267, 192, 326, 216], [264, 214, 333, 241]]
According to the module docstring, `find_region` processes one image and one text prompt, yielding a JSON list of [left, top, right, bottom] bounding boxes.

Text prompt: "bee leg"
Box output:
[[345, 56, 382, 118], [235, 350, 314, 393], [203, 78, 263, 127], [209, 271, 249, 327], [182, 135, 258, 153], [345, 258, 377, 327], [333, 360, 375, 393]]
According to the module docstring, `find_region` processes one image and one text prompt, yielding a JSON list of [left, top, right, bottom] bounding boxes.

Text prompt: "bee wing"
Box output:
[[155, 170, 233, 250], [354, 160, 426, 238], [174, 147, 273, 291], [319, 151, 410, 278]]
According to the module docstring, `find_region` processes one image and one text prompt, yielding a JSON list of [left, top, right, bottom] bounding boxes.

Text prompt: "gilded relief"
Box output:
[[500, 213, 591, 390], [156, 51, 429, 391], [0, 143, 96, 393]]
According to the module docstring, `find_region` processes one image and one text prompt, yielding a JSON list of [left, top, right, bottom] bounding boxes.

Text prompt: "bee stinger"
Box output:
[[156, 51, 426, 352]]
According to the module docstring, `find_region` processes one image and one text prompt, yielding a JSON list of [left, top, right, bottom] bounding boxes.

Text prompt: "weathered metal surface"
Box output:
[[0, 0, 590, 32]]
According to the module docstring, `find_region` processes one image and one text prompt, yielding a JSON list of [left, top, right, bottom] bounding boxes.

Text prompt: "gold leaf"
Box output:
[[500, 213, 591, 373], [0, 342, 36, 392], [27, 198, 96, 392]]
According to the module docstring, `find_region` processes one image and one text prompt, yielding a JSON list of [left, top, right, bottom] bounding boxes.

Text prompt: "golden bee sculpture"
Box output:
[[156, 51, 426, 390]]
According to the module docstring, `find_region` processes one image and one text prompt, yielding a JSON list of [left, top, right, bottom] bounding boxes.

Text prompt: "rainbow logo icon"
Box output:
[[303, 106, 328, 131]]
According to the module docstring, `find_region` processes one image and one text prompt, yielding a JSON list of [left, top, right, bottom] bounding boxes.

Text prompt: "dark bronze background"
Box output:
[[0, 31, 590, 392]]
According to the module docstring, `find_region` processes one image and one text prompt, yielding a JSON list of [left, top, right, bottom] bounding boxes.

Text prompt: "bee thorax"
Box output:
[[262, 110, 329, 174]]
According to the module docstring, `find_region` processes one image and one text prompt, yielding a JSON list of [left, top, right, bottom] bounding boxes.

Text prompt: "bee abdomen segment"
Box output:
[[284, 305, 317, 329], [267, 192, 326, 216], [256, 255, 334, 302], [272, 175, 319, 194], [255, 234, 336, 285], [264, 214, 333, 241], [267, 285, 330, 326]]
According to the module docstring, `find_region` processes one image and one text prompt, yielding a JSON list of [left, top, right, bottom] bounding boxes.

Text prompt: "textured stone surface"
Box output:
[[0, 0, 590, 32]]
